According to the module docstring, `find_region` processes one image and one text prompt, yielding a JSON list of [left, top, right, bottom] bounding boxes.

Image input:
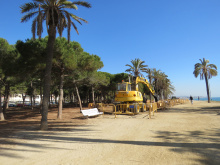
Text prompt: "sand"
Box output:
[[0, 101, 220, 165]]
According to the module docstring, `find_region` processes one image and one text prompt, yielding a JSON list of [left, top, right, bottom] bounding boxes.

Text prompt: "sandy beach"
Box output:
[[0, 101, 220, 165]]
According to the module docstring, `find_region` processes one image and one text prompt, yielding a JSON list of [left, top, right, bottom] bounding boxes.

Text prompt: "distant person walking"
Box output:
[[190, 95, 193, 104]]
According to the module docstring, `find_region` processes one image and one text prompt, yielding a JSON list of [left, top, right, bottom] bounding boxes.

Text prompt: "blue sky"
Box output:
[[1, 0, 220, 97]]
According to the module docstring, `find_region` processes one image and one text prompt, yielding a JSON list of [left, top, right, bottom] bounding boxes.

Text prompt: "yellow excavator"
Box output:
[[114, 76, 157, 114], [89, 76, 157, 115], [115, 76, 155, 102]]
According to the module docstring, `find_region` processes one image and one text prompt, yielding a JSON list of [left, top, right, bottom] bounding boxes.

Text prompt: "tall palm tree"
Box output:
[[21, 0, 91, 130], [151, 69, 175, 100], [152, 68, 161, 96], [125, 58, 148, 77], [145, 68, 153, 101], [160, 74, 175, 99], [193, 58, 217, 103]]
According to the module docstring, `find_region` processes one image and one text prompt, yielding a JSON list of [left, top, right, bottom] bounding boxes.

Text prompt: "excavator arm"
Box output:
[[135, 77, 155, 96]]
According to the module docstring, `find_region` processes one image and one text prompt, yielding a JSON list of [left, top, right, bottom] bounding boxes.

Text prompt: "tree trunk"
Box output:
[[70, 92, 73, 103], [75, 84, 82, 110], [58, 68, 64, 119], [22, 93, 26, 107], [40, 24, 56, 130], [205, 73, 211, 103], [149, 76, 152, 102], [40, 80, 43, 113], [50, 92, 53, 103], [92, 86, 95, 105], [3, 82, 10, 114], [31, 81, 33, 110], [0, 87, 5, 121]]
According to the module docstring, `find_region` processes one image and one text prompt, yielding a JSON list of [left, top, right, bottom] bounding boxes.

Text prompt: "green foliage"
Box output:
[[15, 38, 47, 81], [21, 0, 91, 41], [151, 68, 175, 99], [193, 58, 218, 80], [77, 52, 103, 71], [125, 58, 148, 77], [53, 37, 80, 70], [0, 38, 17, 77]]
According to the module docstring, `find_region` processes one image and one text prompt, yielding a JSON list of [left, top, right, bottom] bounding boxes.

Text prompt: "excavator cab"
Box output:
[[115, 76, 157, 103], [115, 81, 143, 103], [116, 82, 131, 91]]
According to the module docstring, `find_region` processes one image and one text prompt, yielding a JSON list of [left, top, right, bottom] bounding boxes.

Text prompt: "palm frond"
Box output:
[[207, 64, 217, 70], [21, 11, 39, 22], [69, 14, 82, 24], [209, 69, 217, 76], [57, 12, 67, 37], [71, 22, 79, 35], [45, 9, 50, 32], [63, 11, 72, 41], [32, 18, 37, 40], [20, 2, 39, 13], [70, 14, 88, 23], [37, 15, 43, 39], [61, 1, 78, 9], [125, 64, 133, 68], [125, 69, 132, 72], [72, 1, 91, 8], [33, 0, 45, 3], [193, 68, 200, 78], [57, 0, 68, 5]]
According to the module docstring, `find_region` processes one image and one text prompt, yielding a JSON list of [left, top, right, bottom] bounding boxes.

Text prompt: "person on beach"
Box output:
[[190, 95, 193, 104]]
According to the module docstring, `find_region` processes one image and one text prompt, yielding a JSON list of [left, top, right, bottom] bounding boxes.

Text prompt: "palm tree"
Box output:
[[21, 0, 91, 130], [193, 58, 217, 103], [160, 75, 175, 99], [152, 68, 161, 96], [125, 58, 148, 77], [145, 68, 153, 101], [151, 69, 175, 100]]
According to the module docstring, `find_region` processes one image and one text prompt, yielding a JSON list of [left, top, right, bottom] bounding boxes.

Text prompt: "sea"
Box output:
[[196, 97, 220, 102]]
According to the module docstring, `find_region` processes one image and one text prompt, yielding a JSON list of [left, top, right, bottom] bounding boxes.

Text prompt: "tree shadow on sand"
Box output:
[[161, 104, 220, 115], [1, 124, 220, 164], [154, 129, 220, 164], [1, 106, 220, 164]]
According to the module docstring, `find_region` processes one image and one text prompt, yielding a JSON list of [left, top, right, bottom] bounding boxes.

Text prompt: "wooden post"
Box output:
[[152, 104, 154, 116], [114, 105, 117, 119]]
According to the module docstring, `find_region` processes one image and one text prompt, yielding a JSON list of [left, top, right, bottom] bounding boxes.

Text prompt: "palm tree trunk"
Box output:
[[40, 24, 56, 130], [205, 73, 211, 103], [58, 68, 64, 119]]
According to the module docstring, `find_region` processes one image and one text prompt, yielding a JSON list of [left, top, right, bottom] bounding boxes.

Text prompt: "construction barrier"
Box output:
[[88, 99, 189, 119], [146, 102, 157, 119]]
